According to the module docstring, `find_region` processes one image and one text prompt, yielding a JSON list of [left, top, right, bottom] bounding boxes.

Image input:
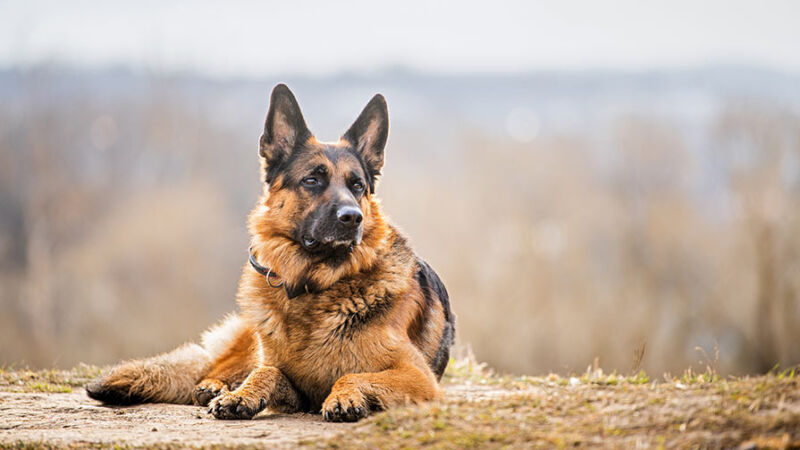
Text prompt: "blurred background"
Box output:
[[1, 0, 799, 376]]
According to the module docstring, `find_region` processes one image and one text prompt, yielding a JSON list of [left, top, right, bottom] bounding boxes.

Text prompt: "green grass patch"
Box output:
[[0, 363, 102, 393]]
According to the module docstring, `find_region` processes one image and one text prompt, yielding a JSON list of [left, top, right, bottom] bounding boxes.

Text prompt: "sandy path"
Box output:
[[0, 391, 346, 448]]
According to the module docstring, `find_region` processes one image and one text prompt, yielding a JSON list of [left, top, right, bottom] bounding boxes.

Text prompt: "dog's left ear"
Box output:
[[342, 94, 389, 181]]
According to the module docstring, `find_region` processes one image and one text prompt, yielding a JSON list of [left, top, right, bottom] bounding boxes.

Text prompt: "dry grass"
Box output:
[[318, 359, 800, 449]]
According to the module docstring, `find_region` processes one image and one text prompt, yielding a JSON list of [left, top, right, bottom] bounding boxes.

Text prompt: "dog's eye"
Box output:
[[301, 177, 318, 187], [352, 180, 365, 192]]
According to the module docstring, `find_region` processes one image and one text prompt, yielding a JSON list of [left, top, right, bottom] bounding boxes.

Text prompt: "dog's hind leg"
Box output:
[[86, 313, 255, 406]]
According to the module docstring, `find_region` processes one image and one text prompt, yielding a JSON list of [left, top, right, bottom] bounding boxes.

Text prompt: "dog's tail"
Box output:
[[86, 313, 246, 405]]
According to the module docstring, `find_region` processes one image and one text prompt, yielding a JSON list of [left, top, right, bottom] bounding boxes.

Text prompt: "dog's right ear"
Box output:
[[260, 84, 311, 182]]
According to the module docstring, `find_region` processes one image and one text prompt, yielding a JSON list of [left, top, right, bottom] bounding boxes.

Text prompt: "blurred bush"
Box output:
[[0, 66, 798, 375]]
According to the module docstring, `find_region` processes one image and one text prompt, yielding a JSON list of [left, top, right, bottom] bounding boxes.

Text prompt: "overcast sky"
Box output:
[[1, 0, 799, 77]]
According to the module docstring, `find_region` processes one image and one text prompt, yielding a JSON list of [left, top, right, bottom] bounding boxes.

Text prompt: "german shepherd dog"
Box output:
[[86, 84, 455, 422]]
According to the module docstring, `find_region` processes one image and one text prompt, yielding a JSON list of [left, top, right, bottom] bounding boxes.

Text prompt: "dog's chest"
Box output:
[[259, 292, 399, 404], [269, 294, 393, 359]]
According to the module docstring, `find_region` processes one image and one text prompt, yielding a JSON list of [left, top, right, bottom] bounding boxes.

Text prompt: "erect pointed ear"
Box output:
[[342, 94, 389, 180], [260, 84, 311, 182]]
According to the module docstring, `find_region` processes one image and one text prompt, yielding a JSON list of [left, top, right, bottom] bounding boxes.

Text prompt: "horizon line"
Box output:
[[1, 61, 799, 82]]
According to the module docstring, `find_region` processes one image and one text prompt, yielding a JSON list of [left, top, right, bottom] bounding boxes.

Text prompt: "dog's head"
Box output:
[[249, 84, 390, 295]]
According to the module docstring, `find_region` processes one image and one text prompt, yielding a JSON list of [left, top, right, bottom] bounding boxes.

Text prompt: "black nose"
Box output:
[[336, 206, 363, 226]]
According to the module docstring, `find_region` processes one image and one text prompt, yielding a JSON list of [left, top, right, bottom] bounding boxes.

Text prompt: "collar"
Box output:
[[248, 247, 315, 299], [248, 247, 283, 287]]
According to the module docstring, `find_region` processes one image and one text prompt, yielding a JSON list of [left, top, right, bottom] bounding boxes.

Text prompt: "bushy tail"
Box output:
[[86, 313, 250, 405], [86, 342, 211, 405]]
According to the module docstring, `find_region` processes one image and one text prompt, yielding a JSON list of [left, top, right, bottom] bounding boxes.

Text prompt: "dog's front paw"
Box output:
[[208, 387, 265, 420], [322, 387, 369, 422], [193, 378, 226, 406]]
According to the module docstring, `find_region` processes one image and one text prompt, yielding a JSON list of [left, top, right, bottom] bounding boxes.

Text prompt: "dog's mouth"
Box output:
[[301, 235, 360, 255]]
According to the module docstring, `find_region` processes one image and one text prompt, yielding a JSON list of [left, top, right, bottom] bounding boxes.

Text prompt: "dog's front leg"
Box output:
[[209, 365, 301, 419], [321, 353, 441, 422]]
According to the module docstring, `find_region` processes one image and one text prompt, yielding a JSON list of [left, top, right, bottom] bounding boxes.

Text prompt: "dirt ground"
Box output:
[[0, 383, 508, 448], [1, 363, 799, 449]]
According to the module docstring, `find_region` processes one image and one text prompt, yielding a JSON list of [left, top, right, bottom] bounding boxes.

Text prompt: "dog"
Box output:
[[86, 84, 455, 422]]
